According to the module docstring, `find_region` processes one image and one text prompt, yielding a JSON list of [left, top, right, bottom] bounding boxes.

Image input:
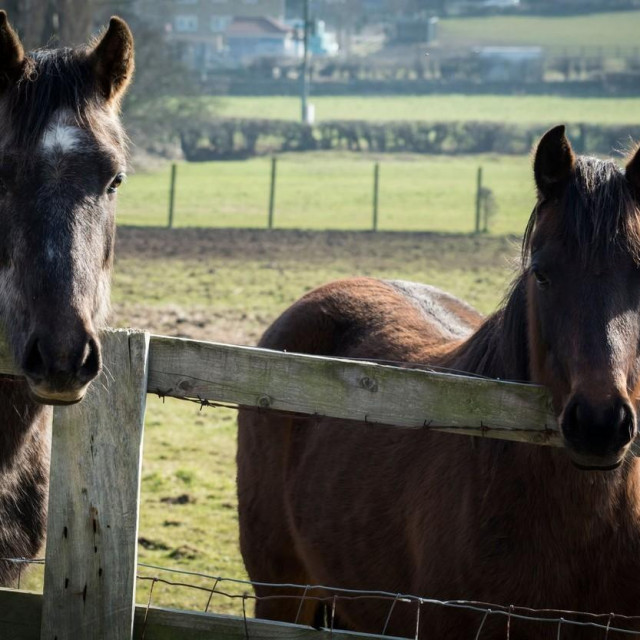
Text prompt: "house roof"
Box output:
[[226, 17, 292, 38]]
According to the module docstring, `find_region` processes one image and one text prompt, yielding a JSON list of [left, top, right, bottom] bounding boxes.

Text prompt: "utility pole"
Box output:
[[301, 0, 311, 124]]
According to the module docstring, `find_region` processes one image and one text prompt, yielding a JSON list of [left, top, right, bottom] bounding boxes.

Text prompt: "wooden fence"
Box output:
[[0, 328, 577, 639]]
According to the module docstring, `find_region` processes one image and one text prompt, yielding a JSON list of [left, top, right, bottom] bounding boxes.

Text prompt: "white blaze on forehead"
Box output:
[[41, 123, 84, 154], [39, 109, 87, 155]]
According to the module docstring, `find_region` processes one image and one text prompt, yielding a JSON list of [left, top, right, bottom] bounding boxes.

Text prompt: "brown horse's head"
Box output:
[[527, 125, 640, 470], [0, 13, 134, 404]]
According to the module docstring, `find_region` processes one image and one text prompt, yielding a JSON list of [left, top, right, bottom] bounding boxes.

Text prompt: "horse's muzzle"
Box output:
[[561, 393, 636, 470], [21, 331, 101, 405]]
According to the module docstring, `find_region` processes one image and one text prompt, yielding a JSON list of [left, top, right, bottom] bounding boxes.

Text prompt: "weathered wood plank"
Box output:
[[40, 330, 150, 640], [147, 335, 561, 447], [0, 590, 409, 640], [0, 330, 637, 449], [131, 606, 410, 640]]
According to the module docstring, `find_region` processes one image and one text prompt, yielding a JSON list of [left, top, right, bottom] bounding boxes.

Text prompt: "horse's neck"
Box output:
[[0, 379, 50, 584], [0, 379, 50, 470]]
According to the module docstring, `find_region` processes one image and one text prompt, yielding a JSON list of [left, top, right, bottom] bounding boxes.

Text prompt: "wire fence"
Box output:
[[119, 157, 514, 234], [131, 565, 640, 639], [4, 556, 640, 639]]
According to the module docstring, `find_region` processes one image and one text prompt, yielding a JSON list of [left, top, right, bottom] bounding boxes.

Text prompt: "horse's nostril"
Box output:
[[619, 402, 636, 444], [78, 337, 101, 383], [562, 399, 580, 438], [22, 337, 46, 382]]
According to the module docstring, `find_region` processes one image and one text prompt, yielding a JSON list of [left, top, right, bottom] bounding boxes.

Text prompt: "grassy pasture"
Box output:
[[120, 153, 539, 235], [211, 94, 640, 125], [439, 10, 640, 52]]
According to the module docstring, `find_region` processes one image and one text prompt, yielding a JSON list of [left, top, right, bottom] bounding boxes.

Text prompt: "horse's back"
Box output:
[[257, 276, 482, 359]]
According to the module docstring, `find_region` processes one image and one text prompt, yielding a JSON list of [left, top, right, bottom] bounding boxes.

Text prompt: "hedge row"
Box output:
[[179, 119, 640, 161]]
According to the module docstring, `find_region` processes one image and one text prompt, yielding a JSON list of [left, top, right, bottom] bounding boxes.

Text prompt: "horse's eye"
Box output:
[[532, 267, 550, 288], [107, 173, 125, 194]]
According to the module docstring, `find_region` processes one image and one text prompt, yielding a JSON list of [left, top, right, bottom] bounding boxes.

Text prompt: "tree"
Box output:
[[4, 0, 96, 49], [54, 0, 94, 46]]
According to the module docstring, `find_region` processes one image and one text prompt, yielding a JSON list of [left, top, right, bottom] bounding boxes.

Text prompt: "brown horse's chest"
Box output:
[[285, 431, 640, 617]]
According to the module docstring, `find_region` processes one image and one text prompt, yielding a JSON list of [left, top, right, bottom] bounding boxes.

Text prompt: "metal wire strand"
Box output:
[[295, 584, 310, 625], [140, 577, 157, 640], [474, 610, 490, 640], [242, 594, 250, 640], [204, 577, 220, 614], [382, 593, 401, 636]]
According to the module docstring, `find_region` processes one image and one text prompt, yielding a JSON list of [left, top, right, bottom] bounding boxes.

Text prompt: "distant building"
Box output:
[[287, 19, 339, 57], [166, 0, 287, 69], [393, 16, 438, 44], [226, 17, 298, 60]]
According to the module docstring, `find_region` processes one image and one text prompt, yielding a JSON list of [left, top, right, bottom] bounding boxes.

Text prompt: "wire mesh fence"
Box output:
[[5, 556, 640, 639], [133, 564, 640, 639]]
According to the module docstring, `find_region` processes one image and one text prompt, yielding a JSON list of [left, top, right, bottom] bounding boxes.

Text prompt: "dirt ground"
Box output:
[[111, 226, 520, 344]]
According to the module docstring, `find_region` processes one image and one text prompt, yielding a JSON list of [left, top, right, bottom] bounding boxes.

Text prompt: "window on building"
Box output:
[[211, 15, 232, 32], [175, 15, 199, 32]]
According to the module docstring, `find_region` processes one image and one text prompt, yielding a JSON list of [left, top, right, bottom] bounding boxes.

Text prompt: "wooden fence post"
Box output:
[[372, 162, 380, 232], [40, 330, 150, 640], [268, 157, 277, 230], [475, 166, 483, 233], [168, 163, 177, 229]]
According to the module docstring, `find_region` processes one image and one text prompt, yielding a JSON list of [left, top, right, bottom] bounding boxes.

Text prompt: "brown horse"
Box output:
[[237, 126, 640, 639], [0, 13, 133, 584]]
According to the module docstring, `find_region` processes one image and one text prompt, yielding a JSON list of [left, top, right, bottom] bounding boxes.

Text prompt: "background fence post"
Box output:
[[578, 123, 587, 154], [268, 157, 277, 230], [475, 166, 483, 233], [168, 163, 177, 229], [40, 330, 150, 640], [372, 162, 380, 232]]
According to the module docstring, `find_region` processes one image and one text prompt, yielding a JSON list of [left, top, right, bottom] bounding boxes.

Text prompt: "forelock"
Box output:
[[523, 156, 640, 267], [0, 48, 96, 150]]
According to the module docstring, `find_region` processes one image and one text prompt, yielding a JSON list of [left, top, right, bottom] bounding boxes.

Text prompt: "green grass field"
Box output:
[[439, 10, 640, 51], [120, 153, 540, 235], [211, 94, 640, 125]]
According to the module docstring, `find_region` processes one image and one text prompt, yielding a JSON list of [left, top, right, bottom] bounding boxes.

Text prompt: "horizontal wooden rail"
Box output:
[[147, 334, 562, 447], [0, 329, 637, 450], [0, 330, 595, 448]]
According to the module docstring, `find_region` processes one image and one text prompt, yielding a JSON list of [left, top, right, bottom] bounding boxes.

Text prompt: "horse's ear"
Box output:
[[0, 11, 25, 88], [90, 17, 134, 104], [534, 125, 575, 199], [625, 144, 640, 197]]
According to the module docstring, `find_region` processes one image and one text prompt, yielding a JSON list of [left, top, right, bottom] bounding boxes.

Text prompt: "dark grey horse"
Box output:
[[0, 12, 134, 584]]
